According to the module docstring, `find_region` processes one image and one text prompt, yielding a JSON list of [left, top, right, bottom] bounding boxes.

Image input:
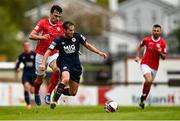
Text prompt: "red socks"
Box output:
[[47, 70, 60, 94], [34, 70, 60, 95], [34, 79, 42, 94], [142, 81, 151, 99]]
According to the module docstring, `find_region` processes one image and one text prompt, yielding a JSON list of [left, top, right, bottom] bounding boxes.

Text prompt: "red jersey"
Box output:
[[33, 18, 63, 55], [140, 36, 167, 70]]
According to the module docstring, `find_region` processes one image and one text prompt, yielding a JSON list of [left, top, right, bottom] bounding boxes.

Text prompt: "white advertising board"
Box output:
[[127, 58, 180, 83], [0, 83, 24, 106], [0, 83, 98, 106], [105, 85, 180, 106]]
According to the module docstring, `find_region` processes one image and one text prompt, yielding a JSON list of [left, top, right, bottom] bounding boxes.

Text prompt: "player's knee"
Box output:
[[24, 87, 29, 92], [70, 91, 77, 96], [24, 82, 30, 90], [147, 79, 153, 85], [24, 86, 30, 92], [145, 76, 153, 83], [62, 78, 69, 84], [30, 86, 34, 94]]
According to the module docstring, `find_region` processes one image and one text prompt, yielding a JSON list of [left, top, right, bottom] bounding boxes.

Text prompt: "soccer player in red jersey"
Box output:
[[134, 24, 167, 109], [29, 5, 63, 105]]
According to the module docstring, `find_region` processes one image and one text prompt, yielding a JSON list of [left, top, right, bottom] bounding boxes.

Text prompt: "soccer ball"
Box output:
[[104, 100, 118, 112]]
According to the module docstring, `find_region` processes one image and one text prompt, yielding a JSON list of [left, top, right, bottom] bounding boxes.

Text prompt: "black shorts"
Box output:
[[22, 74, 36, 86], [58, 64, 82, 83]]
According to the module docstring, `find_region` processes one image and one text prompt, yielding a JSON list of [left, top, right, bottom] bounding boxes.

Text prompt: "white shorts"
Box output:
[[140, 64, 157, 81], [35, 53, 58, 76]]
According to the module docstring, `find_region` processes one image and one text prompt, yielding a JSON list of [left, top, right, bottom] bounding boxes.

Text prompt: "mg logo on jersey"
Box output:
[[63, 44, 76, 53]]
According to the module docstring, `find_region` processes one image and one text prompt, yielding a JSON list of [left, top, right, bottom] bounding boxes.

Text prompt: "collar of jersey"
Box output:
[[151, 36, 160, 42], [48, 19, 57, 26]]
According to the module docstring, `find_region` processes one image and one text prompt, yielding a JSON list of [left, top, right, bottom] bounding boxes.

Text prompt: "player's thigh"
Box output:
[[69, 80, 79, 96], [30, 86, 34, 94], [144, 73, 153, 83], [61, 71, 70, 84], [48, 53, 59, 72], [49, 60, 59, 72], [23, 81, 31, 91], [141, 64, 153, 82]]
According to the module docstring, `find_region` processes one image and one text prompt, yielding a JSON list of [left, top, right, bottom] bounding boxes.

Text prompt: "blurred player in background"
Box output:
[[29, 5, 63, 105], [134, 24, 167, 109], [15, 41, 36, 109], [39, 21, 108, 109]]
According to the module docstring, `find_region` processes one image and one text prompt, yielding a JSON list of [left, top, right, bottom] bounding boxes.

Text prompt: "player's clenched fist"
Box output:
[[134, 56, 140, 63], [42, 34, 51, 40]]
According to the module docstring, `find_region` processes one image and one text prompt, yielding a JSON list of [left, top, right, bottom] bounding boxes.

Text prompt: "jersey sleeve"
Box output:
[[33, 19, 44, 33], [15, 55, 22, 70], [140, 38, 147, 47], [161, 41, 167, 54], [78, 33, 87, 45], [49, 37, 59, 51]]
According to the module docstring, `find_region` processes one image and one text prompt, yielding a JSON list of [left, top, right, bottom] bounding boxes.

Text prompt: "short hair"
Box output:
[[50, 5, 63, 14], [22, 40, 30, 46], [62, 21, 74, 30], [153, 24, 161, 29]]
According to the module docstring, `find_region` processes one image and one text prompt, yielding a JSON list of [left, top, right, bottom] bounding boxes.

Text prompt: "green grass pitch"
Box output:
[[0, 105, 180, 120]]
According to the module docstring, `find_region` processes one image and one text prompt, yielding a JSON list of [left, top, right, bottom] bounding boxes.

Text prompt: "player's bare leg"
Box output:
[[50, 71, 69, 109], [62, 80, 79, 96], [68, 80, 79, 96], [30, 86, 34, 94], [24, 82, 32, 109], [50, 79, 79, 109], [140, 73, 153, 109]]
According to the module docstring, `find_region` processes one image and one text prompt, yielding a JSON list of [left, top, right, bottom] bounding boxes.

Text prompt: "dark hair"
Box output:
[[50, 5, 63, 14], [62, 21, 74, 30], [153, 24, 161, 29]]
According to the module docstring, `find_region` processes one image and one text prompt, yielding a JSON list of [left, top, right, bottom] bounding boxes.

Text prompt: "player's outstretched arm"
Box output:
[[39, 49, 52, 71], [15, 59, 21, 72], [29, 30, 50, 41], [134, 43, 143, 63], [83, 41, 108, 59]]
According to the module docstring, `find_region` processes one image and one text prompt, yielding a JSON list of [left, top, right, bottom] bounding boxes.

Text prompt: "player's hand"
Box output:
[[134, 56, 140, 63], [99, 52, 108, 59], [78, 51, 82, 55], [42, 34, 50, 40], [39, 64, 46, 71]]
